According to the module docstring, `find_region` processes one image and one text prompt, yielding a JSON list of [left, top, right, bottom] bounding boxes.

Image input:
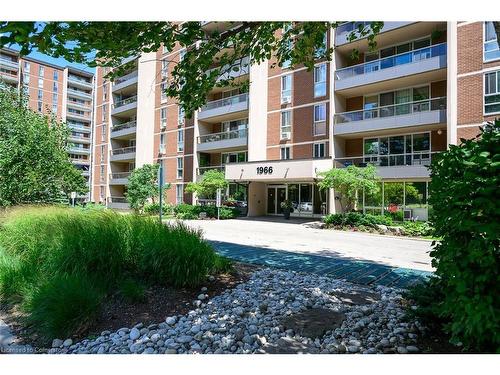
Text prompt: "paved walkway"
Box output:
[[210, 240, 432, 289], [179, 217, 434, 289]]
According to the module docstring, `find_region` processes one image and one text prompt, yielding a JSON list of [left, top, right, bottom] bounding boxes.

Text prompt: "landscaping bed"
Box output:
[[322, 212, 435, 238], [0, 206, 233, 349]]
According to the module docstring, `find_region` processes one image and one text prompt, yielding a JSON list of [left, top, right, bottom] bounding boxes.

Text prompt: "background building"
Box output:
[[0, 48, 95, 201], [90, 21, 499, 220]]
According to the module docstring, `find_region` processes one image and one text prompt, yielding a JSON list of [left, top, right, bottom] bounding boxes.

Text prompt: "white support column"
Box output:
[[248, 60, 268, 162], [447, 21, 458, 147]]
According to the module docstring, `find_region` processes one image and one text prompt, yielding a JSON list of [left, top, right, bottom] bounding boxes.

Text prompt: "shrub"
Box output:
[[120, 279, 147, 303], [0, 206, 229, 340], [323, 212, 393, 228], [24, 274, 103, 340], [143, 202, 174, 216], [172, 204, 238, 220], [417, 120, 499, 352], [401, 221, 434, 237]]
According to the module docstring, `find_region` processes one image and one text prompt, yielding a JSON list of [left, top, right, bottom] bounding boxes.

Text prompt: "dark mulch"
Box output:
[[0, 262, 258, 350]]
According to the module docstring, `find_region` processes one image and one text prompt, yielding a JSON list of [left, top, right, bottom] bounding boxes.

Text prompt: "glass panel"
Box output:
[[395, 89, 411, 115], [413, 133, 430, 152], [484, 22, 497, 42], [405, 182, 427, 207], [380, 46, 395, 58], [485, 72, 497, 94], [365, 52, 378, 62], [299, 184, 313, 214], [396, 43, 411, 54], [379, 137, 389, 155], [364, 138, 378, 155], [379, 92, 394, 117], [288, 184, 300, 213], [365, 182, 382, 208], [313, 184, 328, 215], [267, 188, 276, 214], [413, 38, 431, 50], [277, 187, 286, 214], [364, 96, 379, 119], [389, 136, 405, 155], [384, 182, 404, 221]]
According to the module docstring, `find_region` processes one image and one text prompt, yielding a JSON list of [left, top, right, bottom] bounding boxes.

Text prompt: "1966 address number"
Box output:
[[256, 166, 273, 175]]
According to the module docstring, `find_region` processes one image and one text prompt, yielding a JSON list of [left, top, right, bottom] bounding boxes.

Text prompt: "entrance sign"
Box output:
[[216, 188, 222, 220], [70, 191, 76, 207]]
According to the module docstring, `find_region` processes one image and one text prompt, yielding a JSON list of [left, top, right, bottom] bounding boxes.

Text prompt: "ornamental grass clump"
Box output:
[[0, 205, 229, 341]]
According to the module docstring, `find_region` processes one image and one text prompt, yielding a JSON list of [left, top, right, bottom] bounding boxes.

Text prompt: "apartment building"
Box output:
[[0, 48, 95, 200], [92, 21, 499, 220]]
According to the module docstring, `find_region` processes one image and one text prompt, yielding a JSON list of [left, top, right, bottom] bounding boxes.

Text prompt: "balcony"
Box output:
[[112, 95, 137, 116], [68, 75, 93, 89], [335, 151, 441, 179], [108, 196, 130, 210], [109, 172, 131, 185], [110, 146, 136, 162], [110, 120, 137, 139], [335, 22, 415, 46], [67, 100, 92, 111], [67, 88, 92, 100], [68, 134, 91, 144], [68, 122, 91, 133], [0, 56, 19, 70], [335, 43, 447, 94], [68, 146, 91, 155], [70, 158, 90, 165], [197, 129, 248, 152], [0, 71, 18, 84], [112, 70, 138, 92], [66, 111, 91, 122], [198, 93, 249, 122], [334, 97, 447, 136]]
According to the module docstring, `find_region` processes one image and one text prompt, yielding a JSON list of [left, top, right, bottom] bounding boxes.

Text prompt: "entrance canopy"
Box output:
[[224, 158, 334, 183]]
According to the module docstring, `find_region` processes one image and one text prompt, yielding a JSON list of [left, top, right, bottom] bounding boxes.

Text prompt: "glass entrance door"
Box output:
[[267, 186, 286, 215]]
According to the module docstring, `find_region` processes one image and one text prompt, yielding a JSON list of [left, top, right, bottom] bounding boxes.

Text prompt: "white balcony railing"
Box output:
[[111, 120, 137, 132], [200, 93, 248, 112], [113, 70, 138, 86], [114, 95, 137, 108], [334, 97, 447, 124], [110, 172, 132, 179], [335, 151, 441, 168], [336, 43, 447, 80], [111, 146, 136, 156]]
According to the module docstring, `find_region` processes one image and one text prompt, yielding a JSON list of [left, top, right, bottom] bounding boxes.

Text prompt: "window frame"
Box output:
[[177, 129, 184, 152], [176, 157, 183, 179], [313, 63, 327, 98], [280, 146, 291, 160], [484, 70, 500, 115], [313, 142, 326, 159], [280, 110, 292, 140], [313, 103, 327, 136], [281, 74, 292, 103], [484, 21, 500, 63], [176, 184, 184, 204]]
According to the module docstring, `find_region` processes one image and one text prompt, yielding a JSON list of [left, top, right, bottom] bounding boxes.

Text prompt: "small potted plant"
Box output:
[[280, 199, 293, 220]]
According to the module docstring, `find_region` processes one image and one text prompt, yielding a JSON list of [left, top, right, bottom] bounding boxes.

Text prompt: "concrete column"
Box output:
[[135, 52, 156, 167], [447, 21, 458, 146], [248, 60, 268, 162], [247, 182, 266, 216]]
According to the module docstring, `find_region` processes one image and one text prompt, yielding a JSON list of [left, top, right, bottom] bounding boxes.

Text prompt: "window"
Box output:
[[176, 157, 183, 179], [363, 132, 430, 166], [314, 63, 327, 97], [52, 93, 58, 104], [53, 71, 58, 81], [314, 143, 326, 158], [23, 62, 30, 73], [160, 133, 166, 154], [313, 103, 327, 136], [179, 49, 186, 62], [485, 22, 500, 62], [280, 147, 290, 160], [37, 89, 43, 101], [280, 110, 292, 139], [485, 70, 500, 114], [282, 39, 293, 69], [161, 59, 168, 78], [177, 129, 184, 152], [160, 107, 167, 128], [222, 151, 247, 164], [314, 32, 327, 59], [160, 81, 168, 101], [38, 78, 43, 88], [103, 82, 108, 101], [100, 165, 105, 182], [52, 104, 57, 114], [100, 145, 105, 162], [22, 73, 30, 84], [281, 74, 292, 103], [101, 125, 107, 142], [100, 186, 105, 200], [178, 106, 185, 124], [38, 66, 44, 77], [222, 118, 248, 133], [102, 104, 108, 122], [176, 184, 184, 204], [53, 81, 58, 92]]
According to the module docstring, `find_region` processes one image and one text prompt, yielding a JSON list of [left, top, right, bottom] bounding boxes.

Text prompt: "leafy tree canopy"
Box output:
[[0, 85, 87, 206], [126, 163, 170, 212], [0, 21, 383, 115], [317, 164, 380, 212], [186, 169, 228, 199]]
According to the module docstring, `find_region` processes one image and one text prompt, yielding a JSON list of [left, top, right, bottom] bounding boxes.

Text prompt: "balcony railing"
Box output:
[[201, 93, 248, 112], [336, 43, 447, 80], [114, 71, 138, 85], [111, 146, 136, 155], [68, 75, 92, 85], [68, 146, 90, 154], [198, 128, 248, 144], [336, 151, 441, 168], [335, 97, 447, 124], [114, 95, 137, 108], [0, 56, 19, 69], [112, 120, 137, 132], [68, 122, 91, 131], [110, 172, 132, 179], [67, 88, 92, 98], [109, 196, 128, 204], [197, 166, 225, 175], [69, 134, 91, 141]]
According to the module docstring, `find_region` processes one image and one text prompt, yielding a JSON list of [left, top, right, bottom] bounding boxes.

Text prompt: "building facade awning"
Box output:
[[224, 158, 334, 183]]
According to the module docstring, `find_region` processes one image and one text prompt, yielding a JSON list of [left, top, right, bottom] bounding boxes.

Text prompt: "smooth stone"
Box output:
[[52, 339, 63, 348], [129, 328, 140, 341]]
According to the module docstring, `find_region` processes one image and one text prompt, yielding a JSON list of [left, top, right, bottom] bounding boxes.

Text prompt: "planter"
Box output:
[[283, 208, 291, 220]]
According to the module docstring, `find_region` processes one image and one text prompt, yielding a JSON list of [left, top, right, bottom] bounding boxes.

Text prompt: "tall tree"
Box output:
[[185, 169, 228, 199], [0, 85, 87, 206], [126, 164, 170, 212], [0, 21, 383, 115]]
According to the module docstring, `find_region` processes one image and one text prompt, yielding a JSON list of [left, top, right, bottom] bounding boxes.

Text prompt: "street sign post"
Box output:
[[216, 188, 222, 220], [70, 191, 76, 207]]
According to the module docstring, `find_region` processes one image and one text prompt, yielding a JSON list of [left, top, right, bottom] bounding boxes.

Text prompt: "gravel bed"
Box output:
[[42, 268, 424, 354]]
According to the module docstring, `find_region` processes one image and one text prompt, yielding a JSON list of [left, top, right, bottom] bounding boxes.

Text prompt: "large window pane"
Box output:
[[364, 138, 378, 155], [299, 184, 312, 214], [288, 184, 300, 212], [384, 182, 404, 221], [313, 185, 328, 215], [413, 133, 430, 152]]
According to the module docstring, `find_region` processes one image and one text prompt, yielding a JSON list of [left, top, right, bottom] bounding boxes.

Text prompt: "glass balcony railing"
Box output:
[[112, 120, 137, 132], [198, 128, 248, 144], [110, 172, 132, 179], [336, 151, 441, 168], [200, 93, 248, 112], [336, 43, 447, 80], [114, 71, 138, 86], [68, 75, 92, 85], [197, 166, 225, 175], [114, 95, 137, 108], [335, 97, 447, 124], [111, 146, 136, 155]]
